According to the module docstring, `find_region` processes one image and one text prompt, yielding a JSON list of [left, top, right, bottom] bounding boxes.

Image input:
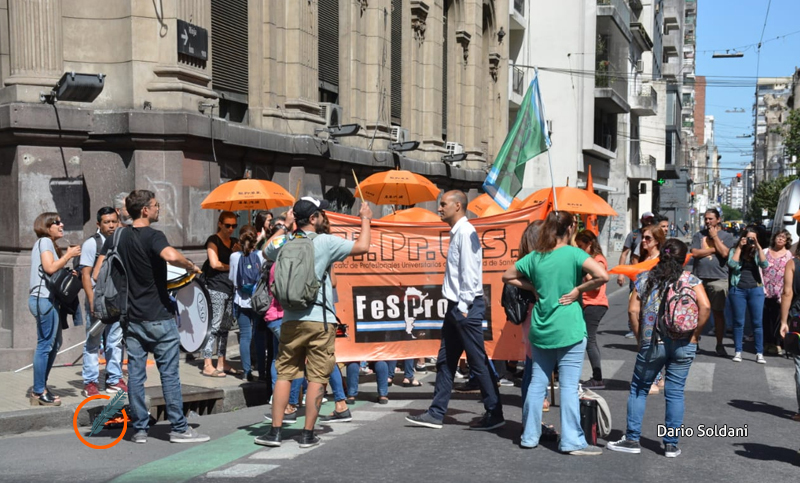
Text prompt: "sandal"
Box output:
[[202, 369, 227, 378], [224, 368, 243, 376], [377, 396, 389, 404], [403, 378, 422, 388]]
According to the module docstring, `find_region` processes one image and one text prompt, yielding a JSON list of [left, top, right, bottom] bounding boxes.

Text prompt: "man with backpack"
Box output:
[[254, 196, 372, 449], [93, 190, 209, 444], [80, 207, 124, 397]]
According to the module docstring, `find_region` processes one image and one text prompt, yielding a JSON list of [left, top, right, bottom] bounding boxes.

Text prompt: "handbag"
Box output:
[[219, 297, 238, 332], [43, 266, 82, 306], [785, 315, 800, 355], [501, 284, 536, 325]]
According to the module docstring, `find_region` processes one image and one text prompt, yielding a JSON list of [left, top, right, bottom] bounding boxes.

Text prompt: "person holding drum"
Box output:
[[201, 211, 241, 378], [229, 225, 264, 382]]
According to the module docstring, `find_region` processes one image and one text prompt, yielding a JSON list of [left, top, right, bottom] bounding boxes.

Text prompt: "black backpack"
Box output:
[[93, 228, 129, 324], [502, 284, 536, 325]]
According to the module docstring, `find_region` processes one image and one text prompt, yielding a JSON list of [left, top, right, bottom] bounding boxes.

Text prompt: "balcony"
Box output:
[[662, 62, 681, 80], [663, 26, 681, 55], [509, 65, 524, 107], [597, 0, 632, 41], [663, 3, 682, 27], [684, 33, 696, 46], [595, 60, 630, 113], [509, 0, 525, 30], [631, 21, 653, 51], [628, 152, 657, 181], [631, 84, 657, 116]]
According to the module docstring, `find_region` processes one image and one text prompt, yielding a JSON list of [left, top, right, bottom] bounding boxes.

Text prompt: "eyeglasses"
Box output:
[[223, 223, 237, 229], [642, 235, 654, 242], [146, 202, 160, 210], [52, 219, 64, 226]]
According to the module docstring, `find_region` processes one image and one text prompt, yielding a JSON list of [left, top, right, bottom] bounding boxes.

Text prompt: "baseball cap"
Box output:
[[292, 196, 330, 219], [640, 211, 654, 221]]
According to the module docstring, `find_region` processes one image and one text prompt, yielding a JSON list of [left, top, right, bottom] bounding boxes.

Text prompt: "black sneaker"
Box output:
[[254, 426, 282, 447], [469, 411, 505, 431], [298, 429, 320, 448], [405, 412, 443, 429], [318, 409, 352, 423], [454, 381, 481, 393], [607, 436, 642, 454], [715, 344, 729, 357], [263, 411, 297, 425], [665, 443, 681, 458]]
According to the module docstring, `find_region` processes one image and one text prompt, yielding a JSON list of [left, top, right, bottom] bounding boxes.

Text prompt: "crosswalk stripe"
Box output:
[[581, 359, 626, 382], [764, 366, 796, 399], [320, 423, 363, 435], [685, 362, 715, 392], [351, 411, 392, 421], [250, 442, 325, 460], [206, 464, 280, 478]]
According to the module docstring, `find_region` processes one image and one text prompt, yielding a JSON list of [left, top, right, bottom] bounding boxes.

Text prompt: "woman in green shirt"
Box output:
[[503, 211, 609, 454]]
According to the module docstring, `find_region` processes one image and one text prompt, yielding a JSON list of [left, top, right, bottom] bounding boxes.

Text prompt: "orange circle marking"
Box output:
[[72, 394, 127, 449]]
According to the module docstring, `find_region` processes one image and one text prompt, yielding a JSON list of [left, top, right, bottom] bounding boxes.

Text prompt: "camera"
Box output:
[[747, 238, 755, 246]]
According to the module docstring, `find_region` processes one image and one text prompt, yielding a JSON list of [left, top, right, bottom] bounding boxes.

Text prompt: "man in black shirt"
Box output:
[[95, 190, 209, 444]]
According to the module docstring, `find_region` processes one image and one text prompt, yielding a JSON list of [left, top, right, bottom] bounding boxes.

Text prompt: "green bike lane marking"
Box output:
[[111, 401, 365, 483]]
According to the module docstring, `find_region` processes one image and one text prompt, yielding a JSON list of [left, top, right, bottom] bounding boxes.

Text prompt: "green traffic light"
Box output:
[[657, 178, 665, 185]]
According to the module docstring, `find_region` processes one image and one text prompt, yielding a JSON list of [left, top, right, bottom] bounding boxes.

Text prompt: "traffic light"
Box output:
[[657, 178, 666, 185], [690, 191, 695, 204], [736, 173, 742, 184]]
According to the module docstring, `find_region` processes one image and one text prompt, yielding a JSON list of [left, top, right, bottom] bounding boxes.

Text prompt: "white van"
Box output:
[[772, 179, 800, 241]]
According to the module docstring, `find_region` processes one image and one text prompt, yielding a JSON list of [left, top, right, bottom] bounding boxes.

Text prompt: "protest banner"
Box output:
[[326, 204, 546, 362]]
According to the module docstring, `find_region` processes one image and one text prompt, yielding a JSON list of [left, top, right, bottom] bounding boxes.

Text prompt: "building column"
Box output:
[[3, 0, 62, 102], [281, 0, 323, 133], [416, 0, 447, 158], [359, 0, 392, 148], [460, 1, 484, 166]]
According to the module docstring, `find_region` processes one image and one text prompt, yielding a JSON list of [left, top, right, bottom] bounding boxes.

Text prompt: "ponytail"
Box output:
[[533, 211, 574, 252]]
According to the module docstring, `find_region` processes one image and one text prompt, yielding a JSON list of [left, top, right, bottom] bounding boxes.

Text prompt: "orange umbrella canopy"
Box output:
[[201, 179, 295, 211], [358, 170, 440, 205], [519, 186, 617, 216], [380, 207, 443, 223], [468, 193, 522, 217], [793, 209, 800, 221]]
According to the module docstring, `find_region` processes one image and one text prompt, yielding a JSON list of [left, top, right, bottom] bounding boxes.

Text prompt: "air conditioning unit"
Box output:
[[391, 126, 409, 144], [445, 142, 464, 155], [635, 60, 644, 73], [319, 102, 343, 128]]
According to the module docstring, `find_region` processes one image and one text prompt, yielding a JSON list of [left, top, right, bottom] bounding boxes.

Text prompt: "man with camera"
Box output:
[[691, 208, 735, 357]]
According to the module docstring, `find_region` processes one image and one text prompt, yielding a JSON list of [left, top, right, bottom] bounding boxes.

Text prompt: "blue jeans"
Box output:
[[375, 361, 398, 397], [522, 339, 586, 451], [329, 364, 347, 401], [235, 305, 255, 375], [345, 362, 361, 397], [428, 298, 502, 421], [403, 359, 415, 380], [126, 318, 187, 433], [267, 318, 302, 404], [625, 339, 697, 445], [82, 303, 123, 386], [729, 286, 765, 354], [520, 356, 533, 406], [29, 295, 62, 394]]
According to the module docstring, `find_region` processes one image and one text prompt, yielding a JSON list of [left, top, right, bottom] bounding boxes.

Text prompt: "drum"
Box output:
[[173, 279, 212, 353], [166, 265, 195, 291]]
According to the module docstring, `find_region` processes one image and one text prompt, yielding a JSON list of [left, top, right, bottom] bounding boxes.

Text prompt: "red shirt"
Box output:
[[582, 254, 608, 307]]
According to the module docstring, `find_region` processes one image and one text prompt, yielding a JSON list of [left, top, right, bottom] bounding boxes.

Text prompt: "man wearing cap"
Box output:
[[691, 208, 734, 357], [255, 196, 372, 449]]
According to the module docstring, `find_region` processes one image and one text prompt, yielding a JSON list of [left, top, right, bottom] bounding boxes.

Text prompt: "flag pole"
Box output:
[[547, 150, 558, 212]]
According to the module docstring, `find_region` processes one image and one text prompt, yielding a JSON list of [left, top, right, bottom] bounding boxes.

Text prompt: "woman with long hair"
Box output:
[[763, 230, 793, 356], [201, 211, 240, 377], [574, 230, 609, 389], [639, 223, 666, 262], [228, 225, 264, 382], [29, 212, 81, 405], [728, 225, 769, 363], [503, 211, 609, 454], [608, 239, 710, 457]]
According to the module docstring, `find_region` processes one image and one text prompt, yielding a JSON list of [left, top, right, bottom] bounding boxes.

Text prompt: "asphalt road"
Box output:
[[1, 288, 798, 482]]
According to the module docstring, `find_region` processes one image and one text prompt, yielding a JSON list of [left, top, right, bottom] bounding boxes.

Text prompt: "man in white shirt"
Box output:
[[406, 190, 504, 431], [79, 207, 125, 397]]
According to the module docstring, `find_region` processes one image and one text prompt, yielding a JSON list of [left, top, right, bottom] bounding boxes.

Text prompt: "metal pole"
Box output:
[[547, 150, 559, 211]]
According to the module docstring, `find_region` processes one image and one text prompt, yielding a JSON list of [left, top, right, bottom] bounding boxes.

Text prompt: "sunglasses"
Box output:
[[642, 235, 654, 242], [52, 219, 64, 226], [223, 223, 238, 229]]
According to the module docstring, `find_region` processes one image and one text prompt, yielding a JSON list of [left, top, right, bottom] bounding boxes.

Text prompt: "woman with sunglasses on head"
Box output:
[[727, 225, 769, 364], [762, 230, 793, 356], [638, 223, 667, 393], [201, 211, 241, 378], [29, 213, 81, 405]]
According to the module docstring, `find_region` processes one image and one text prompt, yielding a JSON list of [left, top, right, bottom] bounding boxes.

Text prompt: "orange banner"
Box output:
[[327, 204, 546, 362]]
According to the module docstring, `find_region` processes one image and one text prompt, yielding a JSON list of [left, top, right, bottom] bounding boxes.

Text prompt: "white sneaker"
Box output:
[[498, 378, 515, 387], [732, 352, 742, 362], [301, 395, 328, 406], [756, 354, 766, 364]]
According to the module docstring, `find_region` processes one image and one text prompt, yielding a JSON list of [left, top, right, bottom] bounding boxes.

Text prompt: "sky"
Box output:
[[696, 0, 800, 183]]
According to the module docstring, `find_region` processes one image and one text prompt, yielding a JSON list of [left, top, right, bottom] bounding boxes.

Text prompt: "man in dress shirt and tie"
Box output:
[[405, 190, 504, 430]]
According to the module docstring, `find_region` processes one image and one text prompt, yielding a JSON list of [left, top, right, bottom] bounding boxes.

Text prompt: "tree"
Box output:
[[720, 204, 742, 221], [747, 175, 796, 221], [782, 109, 800, 163]]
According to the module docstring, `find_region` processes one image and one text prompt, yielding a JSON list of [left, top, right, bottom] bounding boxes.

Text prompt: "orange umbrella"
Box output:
[[582, 166, 599, 235], [200, 179, 295, 211], [468, 193, 522, 217], [357, 170, 440, 205], [380, 207, 443, 223], [519, 186, 617, 216], [610, 254, 694, 280], [793, 209, 800, 221]]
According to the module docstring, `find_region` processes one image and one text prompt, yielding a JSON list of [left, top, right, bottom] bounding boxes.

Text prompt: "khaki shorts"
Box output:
[[275, 320, 335, 384], [702, 279, 729, 312]]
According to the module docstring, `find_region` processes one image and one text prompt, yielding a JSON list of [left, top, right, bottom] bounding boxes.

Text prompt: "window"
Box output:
[[211, 0, 249, 122], [391, 0, 403, 124], [318, 0, 340, 103]]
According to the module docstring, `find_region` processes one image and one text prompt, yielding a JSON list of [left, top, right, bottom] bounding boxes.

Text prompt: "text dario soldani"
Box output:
[[657, 424, 748, 438]]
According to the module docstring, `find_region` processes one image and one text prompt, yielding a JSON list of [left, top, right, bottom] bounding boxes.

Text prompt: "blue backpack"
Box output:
[[237, 252, 261, 297]]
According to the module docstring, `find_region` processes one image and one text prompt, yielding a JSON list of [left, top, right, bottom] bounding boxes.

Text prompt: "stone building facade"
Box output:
[[0, 0, 509, 370]]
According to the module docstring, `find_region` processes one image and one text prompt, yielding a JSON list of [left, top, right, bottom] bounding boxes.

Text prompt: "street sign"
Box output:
[[177, 19, 208, 61], [689, 208, 696, 215]]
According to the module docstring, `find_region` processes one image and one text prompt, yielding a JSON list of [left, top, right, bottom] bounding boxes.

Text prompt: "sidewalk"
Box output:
[[0, 344, 263, 437]]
